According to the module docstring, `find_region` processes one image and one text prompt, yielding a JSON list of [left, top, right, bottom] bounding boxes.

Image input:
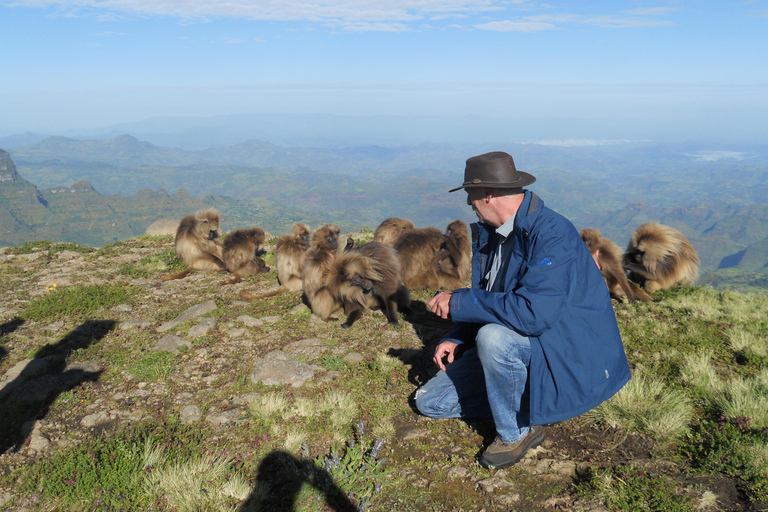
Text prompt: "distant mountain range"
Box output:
[[2, 135, 767, 290]]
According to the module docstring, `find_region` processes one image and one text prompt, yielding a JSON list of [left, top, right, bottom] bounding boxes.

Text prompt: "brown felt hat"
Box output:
[[449, 151, 536, 193]]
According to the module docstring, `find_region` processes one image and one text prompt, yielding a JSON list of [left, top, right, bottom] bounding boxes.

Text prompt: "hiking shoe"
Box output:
[[480, 425, 545, 468]]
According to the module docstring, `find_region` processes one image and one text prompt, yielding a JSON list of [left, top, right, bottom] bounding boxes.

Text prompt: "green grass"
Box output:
[[127, 350, 178, 381], [21, 284, 136, 321], [118, 249, 185, 277], [572, 465, 697, 512]]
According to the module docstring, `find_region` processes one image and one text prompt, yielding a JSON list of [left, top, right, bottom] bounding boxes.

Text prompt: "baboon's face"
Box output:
[[199, 218, 220, 241], [300, 231, 310, 244], [325, 231, 339, 250]]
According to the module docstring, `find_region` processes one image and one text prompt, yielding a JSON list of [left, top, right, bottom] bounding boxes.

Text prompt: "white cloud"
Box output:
[[476, 19, 556, 31], [625, 7, 681, 16]]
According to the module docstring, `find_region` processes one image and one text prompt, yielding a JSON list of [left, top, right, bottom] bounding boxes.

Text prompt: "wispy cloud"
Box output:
[[625, 7, 681, 16], [94, 30, 126, 36], [476, 20, 556, 31], [1, 0, 678, 32]]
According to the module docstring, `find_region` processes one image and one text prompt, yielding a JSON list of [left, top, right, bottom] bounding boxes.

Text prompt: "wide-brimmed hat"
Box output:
[[449, 151, 536, 193]]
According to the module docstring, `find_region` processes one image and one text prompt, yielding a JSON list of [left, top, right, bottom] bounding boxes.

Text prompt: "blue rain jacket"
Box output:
[[445, 190, 631, 425]]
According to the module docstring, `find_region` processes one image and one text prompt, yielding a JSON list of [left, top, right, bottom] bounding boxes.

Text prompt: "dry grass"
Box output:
[[589, 369, 694, 440]]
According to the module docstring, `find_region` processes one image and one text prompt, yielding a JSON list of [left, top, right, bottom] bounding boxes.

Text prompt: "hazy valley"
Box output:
[[2, 133, 768, 291]]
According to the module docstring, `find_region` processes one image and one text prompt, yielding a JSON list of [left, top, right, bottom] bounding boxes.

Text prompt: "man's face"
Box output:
[[466, 188, 488, 223]]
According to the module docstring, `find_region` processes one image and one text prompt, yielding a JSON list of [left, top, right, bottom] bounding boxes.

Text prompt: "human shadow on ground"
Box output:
[[238, 450, 357, 512], [0, 317, 26, 366], [0, 319, 115, 454]]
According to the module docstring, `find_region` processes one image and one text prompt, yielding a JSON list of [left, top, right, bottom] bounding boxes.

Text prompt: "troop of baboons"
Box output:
[[161, 209, 700, 324], [580, 222, 700, 301]]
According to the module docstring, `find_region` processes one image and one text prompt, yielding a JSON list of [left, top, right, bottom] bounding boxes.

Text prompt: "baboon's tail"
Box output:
[[239, 286, 287, 300], [628, 281, 654, 302], [160, 269, 190, 282]]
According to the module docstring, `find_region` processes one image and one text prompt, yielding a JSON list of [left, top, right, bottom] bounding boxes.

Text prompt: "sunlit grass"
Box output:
[[147, 455, 251, 512], [589, 370, 694, 440]]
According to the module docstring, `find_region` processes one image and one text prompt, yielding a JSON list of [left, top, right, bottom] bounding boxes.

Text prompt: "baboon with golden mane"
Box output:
[[623, 222, 700, 294], [373, 217, 415, 246], [580, 228, 652, 302], [433, 219, 472, 289], [161, 209, 225, 282], [220, 227, 269, 285], [393, 226, 445, 288], [301, 224, 343, 321], [329, 242, 411, 328], [394, 220, 472, 289], [240, 222, 311, 299]]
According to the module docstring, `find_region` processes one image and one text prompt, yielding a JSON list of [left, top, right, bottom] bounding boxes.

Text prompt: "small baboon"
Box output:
[[623, 222, 700, 294], [394, 220, 472, 289], [161, 209, 225, 282], [302, 224, 343, 321], [393, 226, 445, 288], [329, 242, 411, 328], [580, 228, 652, 302], [239, 222, 310, 299], [220, 227, 269, 285], [373, 217, 415, 246], [433, 220, 472, 289]]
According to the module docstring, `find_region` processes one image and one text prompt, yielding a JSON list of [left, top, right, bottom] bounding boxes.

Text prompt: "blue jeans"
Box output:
[[414, 324, 532, 443]]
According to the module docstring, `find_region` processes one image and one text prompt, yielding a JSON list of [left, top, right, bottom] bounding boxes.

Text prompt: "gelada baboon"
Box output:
[[394, 220, 472, 289], [580, 228, 652, 302], [393, 226, 445, 288], [161, 209, 225, 282], [240, 223, 310, 299], [329, 242, 411, 328], [301, 224, 343, 321], [373, 217, 415, 246], [433, 219, 472, 289], [623, 222, 700, 294], [220, 227, 269, 285]]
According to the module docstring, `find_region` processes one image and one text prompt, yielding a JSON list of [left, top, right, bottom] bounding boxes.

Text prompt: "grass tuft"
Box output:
[[589, 370, 694, 440]]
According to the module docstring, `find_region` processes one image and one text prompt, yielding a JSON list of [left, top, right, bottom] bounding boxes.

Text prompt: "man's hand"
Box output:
[[433, 340, 459, 372], [428, 291, 452, 319]]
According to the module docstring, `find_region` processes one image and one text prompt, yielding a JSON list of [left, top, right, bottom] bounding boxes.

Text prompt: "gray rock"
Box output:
[[251, 350, 323, 387], [0, 355, 64, 399], [188, 317, 215, 338], [206, 409, 244, 428], [81, 411, 111, 428], [343, 352, 365, 364], [289, 303, 309, 315], [476, 475, 515, 494], [175, 392, 195, 404], [229, 328, 248, 338], [157, 300, 217, 332], [119, 319, 152, 330], [283, 338, 326, 362], [446, 466, 471, 480], [57, 250, 82, 261], [153, 335, 191, 353], [237, 315, 264, 327], [180, 405, 202, 424], [112, 304, 133, 312]]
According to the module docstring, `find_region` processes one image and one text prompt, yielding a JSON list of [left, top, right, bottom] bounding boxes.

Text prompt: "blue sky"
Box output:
[[0, 0, 766, 142]]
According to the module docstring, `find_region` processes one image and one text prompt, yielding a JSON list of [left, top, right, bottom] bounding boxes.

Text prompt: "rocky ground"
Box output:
[[0, 236, 750, 511]]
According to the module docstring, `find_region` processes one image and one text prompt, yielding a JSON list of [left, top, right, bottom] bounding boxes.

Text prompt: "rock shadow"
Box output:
[[0, 319, 115, 454], [238, 450, 357, 512]]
